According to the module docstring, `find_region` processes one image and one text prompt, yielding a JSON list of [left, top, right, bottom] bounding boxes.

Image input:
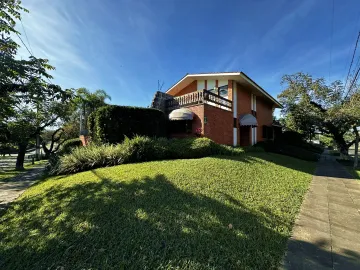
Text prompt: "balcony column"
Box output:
[[229, 80, 237, 146]]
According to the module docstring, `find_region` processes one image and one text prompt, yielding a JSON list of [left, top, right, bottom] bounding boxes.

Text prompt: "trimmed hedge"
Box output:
[[49, 137, 264, 175], [88, 105, 167, 144], [255, 141, 320, 161], [275, 131, 304, 147], [58, 138, 82, 155]]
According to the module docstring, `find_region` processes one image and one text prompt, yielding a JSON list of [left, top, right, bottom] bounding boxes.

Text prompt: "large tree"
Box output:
[[339, 92, 360, 167], [278, 72, 359, 156], [1, 0, 73, 169], [0, 0, 66, 121], [4, 90, 73, 169]]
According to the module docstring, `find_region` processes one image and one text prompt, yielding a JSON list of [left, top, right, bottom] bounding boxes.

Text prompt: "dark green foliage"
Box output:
[[88, 105, 167, 144], [58, 138, 82, 155], [301, 142, 324, 154], [167, 137, 218, 159], [256, 141, 320, 161], [276, 144, 320, 161], [275, 131, 304, 147]]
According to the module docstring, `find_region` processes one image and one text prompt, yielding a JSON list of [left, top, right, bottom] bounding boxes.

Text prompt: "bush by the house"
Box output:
[[256, 140, 320, 161], [275, 131, 305, 147], [50, 136, 261, 175], [58, 138, 82, 155], [302, 142, 324, 154], [88, 105, 167, 144]]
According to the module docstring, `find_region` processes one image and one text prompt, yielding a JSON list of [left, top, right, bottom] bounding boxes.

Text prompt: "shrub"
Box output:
[[88, 105, 167, 144], [302, 142, 324, 154], [168, 137, 218, 159], [275, 131, 304, 147], [50, 136, 250, 175], [58, 138, 82, 155], [278, 144, 320, 161], [256, 141, 319, 161]]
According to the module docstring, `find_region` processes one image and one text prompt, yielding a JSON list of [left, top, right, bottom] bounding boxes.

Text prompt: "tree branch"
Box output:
[[346, 139, 356, 148], [310, 101, 327, 112]]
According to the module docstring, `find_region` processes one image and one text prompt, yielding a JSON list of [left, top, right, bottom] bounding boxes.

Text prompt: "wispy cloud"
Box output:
[[13, 0, 93, 88], [12, 0, 169, 106], [221, 0, 316, 72]]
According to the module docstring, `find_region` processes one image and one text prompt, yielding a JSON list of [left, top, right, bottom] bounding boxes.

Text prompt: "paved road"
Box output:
[[282, 150, 360, 269], [0, 166, 45, 213], [0, 153, 36, 170]]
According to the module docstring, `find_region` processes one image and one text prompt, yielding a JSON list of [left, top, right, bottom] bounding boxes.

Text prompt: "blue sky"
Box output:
[[15, 0, 360, 111]]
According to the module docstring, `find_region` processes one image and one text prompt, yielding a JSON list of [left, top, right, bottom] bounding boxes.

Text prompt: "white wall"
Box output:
[[218, 79, 227, 87], [233, 81, 237, 146], [197, 80, 205, 90], [207, 80, 215, 90]]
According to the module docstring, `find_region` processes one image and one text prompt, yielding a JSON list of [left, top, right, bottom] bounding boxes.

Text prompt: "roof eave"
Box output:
[[166, 72, 282, 108]]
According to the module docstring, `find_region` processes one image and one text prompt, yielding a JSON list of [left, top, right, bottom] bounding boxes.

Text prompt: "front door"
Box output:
[[240, 126, 250, 146]]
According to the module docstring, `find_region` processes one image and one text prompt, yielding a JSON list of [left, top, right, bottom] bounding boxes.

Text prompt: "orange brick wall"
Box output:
[[234, 82, 274, 145], [236, 83, 251, 146], [256, 97, 273, 142], [188, 105, 204, 133], [203, 104, 233, 145], [236, 82, 252, 115], [174, 80, 197, 96]]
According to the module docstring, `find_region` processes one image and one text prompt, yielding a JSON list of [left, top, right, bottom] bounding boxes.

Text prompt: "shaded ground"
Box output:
[[0, 158, 46, 213], [0, 153, 315, 269], [282, 150, 360, 270]]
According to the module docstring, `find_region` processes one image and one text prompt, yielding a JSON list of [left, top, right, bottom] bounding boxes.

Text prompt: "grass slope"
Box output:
[[0, 153, 315, 269]]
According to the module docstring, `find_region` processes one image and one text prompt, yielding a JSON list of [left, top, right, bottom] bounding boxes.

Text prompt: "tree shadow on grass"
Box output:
[[215, 152, 317, 176], [1, 172, 291, 270]]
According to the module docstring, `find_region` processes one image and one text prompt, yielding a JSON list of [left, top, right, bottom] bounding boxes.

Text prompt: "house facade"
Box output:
[[151, 72, 282, 146]]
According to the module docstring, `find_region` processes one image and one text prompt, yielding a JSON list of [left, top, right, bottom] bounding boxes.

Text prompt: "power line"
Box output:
[[20, 18, 33, 55], [345, 66, 360, 100], [15, 31, 54, 85], [15, 32, 33, 57], [342, 10, 360, 78], [344, 32, 360, 90], [329, 0, 335, 82]]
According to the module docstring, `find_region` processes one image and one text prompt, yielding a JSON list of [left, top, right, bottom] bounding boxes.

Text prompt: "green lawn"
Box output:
[[0, 160, 48, 182], [0, 153, 315, 269]]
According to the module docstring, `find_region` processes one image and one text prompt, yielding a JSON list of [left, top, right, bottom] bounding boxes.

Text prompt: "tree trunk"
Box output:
[[41, 142, 51, 159], [354, 126, 359, 168], [335, 137, 349, 159], [16, 142, 28, 170]]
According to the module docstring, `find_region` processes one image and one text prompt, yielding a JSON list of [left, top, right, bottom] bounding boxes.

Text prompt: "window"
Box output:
[[206, 80, 215, 91], [252, 127, 257, 145], [251, 94, 256, 111], [218, 85, 228, 97], [197, 80, 205, 91], [169, 120, 192, 134]]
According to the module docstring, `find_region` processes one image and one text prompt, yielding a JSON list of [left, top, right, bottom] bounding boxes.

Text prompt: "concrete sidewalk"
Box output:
[[282, 152, 360, 269], [0, 167, 44, 213]]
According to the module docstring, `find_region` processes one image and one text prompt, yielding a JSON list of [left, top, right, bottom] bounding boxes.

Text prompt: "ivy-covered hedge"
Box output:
[[88, 105, 167, 144]]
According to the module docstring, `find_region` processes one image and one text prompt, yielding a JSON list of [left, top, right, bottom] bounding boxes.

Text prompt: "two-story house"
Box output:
[[151, 72, 282, 146]]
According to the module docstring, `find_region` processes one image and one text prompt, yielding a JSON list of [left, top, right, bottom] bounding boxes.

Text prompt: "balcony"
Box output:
[[166, 89, 232, 112]]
